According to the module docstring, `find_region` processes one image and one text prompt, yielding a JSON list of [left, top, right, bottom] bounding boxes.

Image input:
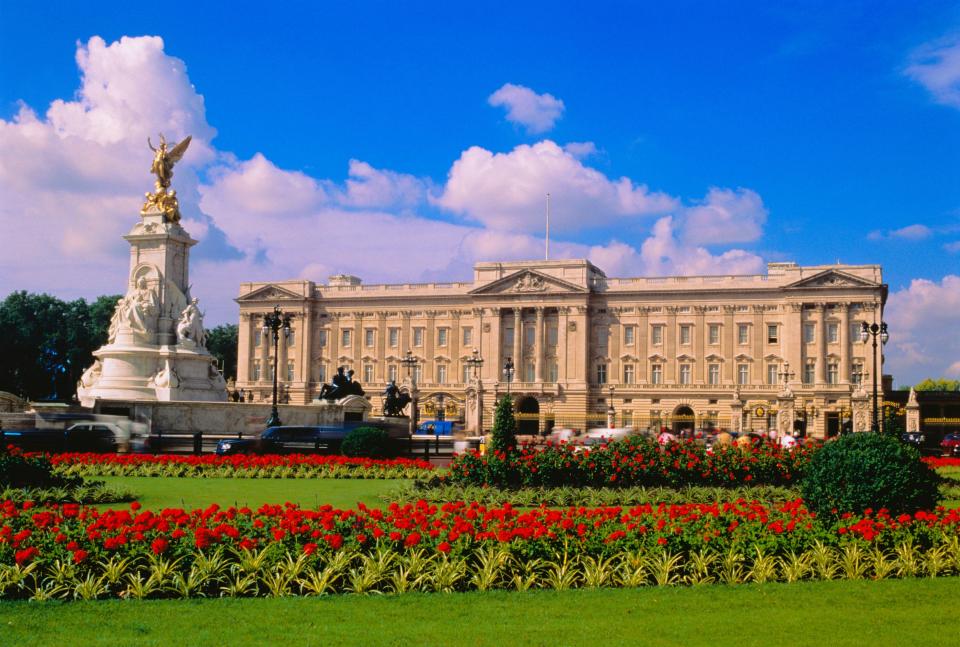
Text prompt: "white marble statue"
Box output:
[[78, 359, 102, 389], [107, 278, 159, 343], [176, 298, 207, 348]]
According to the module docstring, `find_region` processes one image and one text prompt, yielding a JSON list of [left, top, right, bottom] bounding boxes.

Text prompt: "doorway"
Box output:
[[673, 405, 695, 437], [516, 396, 540, 436]]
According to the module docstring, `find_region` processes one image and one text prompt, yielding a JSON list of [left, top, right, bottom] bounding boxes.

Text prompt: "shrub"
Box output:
[[340, 427, 393, 458], [800, 432, 941, 517], [0, 446, 74, 488], [489, 397, 517, 454]]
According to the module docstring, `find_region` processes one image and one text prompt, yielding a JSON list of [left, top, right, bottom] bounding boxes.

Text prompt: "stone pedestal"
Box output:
[[906, 388, 920, 433], [776, 392, 796, 438]]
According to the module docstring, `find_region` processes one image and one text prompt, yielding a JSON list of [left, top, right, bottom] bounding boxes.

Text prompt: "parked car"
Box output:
[[216, 421, 406, 456], [941, 432, 960, 457], [901, 431, 925, 451], [1, 421, 146, 453]]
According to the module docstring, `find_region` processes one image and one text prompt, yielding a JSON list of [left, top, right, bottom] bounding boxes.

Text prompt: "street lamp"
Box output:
[[860, 321, 889, 433], [401, 350, 420, 435], [465, 348, 484, 381], [261, 305, 292, 428], [465, 349, 485, 434], [777, 362, 795, 387], [607, 384, 616, 429], [502, 357, 515, 397]]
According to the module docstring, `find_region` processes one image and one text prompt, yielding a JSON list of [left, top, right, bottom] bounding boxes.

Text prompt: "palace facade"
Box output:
[[235, 259, 887, 438]]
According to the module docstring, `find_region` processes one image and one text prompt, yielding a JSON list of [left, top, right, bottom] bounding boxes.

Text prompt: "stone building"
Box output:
[[235, 259, 887, 438]]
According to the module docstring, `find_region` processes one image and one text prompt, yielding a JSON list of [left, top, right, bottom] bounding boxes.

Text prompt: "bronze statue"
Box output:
[[318, 366, 365, 401], [382, 380, 411, 417], [143, 134, 191, 223]]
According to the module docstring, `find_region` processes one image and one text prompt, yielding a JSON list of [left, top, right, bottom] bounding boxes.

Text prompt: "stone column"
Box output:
[[353, 312, 364, 373], [425, 311, 436, 383], [535, 306, 545, 382], [752, 305, 765, 385], [259, 313, 269, 383], [451, 311, 461, 383], [694, 306, 706, 383], [637, 306, 649, 383], [512, 308, 522, 372], [278, 318, 289, 383], [786, 303, 803, 385], [722, 305, 735, 383], [838, 302, 850, 383], [301, 307, 313, 397], [816, 303, 827, 384], [665, 306, 677, 383], [375, 311, 388, 382], [558, 306, 570, 382], [608, 310, 619, 385]]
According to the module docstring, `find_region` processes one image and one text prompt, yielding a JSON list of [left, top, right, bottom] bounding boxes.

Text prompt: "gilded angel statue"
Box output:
[[148, 134, 192, 190]]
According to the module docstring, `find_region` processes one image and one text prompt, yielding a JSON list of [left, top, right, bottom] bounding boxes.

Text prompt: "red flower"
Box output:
[[437, 541, 451, 553], [130, 502, 142, 511], [15, 546, 38, 564], [72, 549, 88, 563], [404, 532, 422, 547], [303, 542, 318, 555], [151, 537, 169, 554]]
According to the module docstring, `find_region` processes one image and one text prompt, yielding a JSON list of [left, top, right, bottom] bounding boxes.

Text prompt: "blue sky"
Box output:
[[0, 1, 958, 383]]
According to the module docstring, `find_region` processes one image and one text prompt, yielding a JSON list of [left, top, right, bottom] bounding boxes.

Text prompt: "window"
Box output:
[[524, 362, 535, 382], [252, 360, 261, 381], [624, 326, 635, 346], [708, 324, 720, 345], [462, 365, 471, 383], [708, 363, 720, 385], [737, 364, 749, 385], [737, 324, 749, 345], [622, 411, 633, 427], [803, 363, 815, 385], [525, 325, 535, 347], [286, 330, 295, 347], [679, 364, 691, 385], [828, 323, 839, 343], [596, 364, 608, 385], [462, 327, 472, 346], [623, 364, 635, 384], [767, 324, 779, 344], [413, 327, 424, 347], [413, 365, 422, 383], [651, 325, 664, 346], [318, 330, 328, 347], [850, 323, 862, 344], [827, 363, 838, 385], [363, 364, 373, 383], [767, 363, 778, 385], [679, 325, 691, 345], [318, 364, 327, 383], [254, 330, 262, 347], [438, 328, 448, 347], [595, 325, 608, 348], [266, 363, 274, 381], [504, 327, 514, 346], [851, 363, 863, 385], [547, 325, 558, 346], [388, 364, 397, 382], [341, 329, 352, 348], [437, 365, 447, 384], [651, 364, 663, 385], [364, 328, 375, 348], [548, 361, 558, 382], [286, 361, 295, 382], [803, 323, 815, 344], [388, 327, 399, 347]]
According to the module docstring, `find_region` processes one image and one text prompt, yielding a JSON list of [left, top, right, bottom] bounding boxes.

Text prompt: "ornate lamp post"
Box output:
[[606, 385, 616, 429], [777, 362, 795, 388], [502, 357, 515, 397], [261, 305, 292, 428], [465, 348, 485, 435], [401, 350, 420, 435], [466, 348, 484, 381], [859, 321, 889, 433]]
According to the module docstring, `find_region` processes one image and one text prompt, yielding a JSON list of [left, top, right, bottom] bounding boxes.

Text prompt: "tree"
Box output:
[[913, 378, 960, 392], [206, 324, 239, 380], [490, 396, 517, 453]]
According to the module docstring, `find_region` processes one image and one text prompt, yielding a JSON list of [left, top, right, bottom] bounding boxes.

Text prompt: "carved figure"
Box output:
[[382, 380, 411, 416], [148, 134, 191, 190], [318, 366, 365, 400], [512, 273, 545, 292], [107, 278, 159, 341], [176, 298, 207, 348], [78, 360, 102, 389]]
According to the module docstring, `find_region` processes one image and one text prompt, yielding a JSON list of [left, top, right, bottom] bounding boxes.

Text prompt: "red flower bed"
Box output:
[[33, 452, 433, 471], [924, 457, 960, 468]]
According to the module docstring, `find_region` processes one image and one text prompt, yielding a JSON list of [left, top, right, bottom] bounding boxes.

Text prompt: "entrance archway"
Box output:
[[672, 405, 695, 437], [516, 396, 540, 436]]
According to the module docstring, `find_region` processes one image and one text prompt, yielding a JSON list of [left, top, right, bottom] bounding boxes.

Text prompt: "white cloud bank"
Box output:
[[885, 275, 960, 383], [488, 83, 565, 133], [905, 33, 960, 109]]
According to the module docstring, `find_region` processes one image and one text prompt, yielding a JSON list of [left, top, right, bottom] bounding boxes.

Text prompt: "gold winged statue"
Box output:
[[143, 134, 191, 223]]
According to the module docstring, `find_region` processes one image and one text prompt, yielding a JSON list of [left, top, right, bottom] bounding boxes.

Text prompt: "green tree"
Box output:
[[206, 324, 239, 380], [490, 396, 517, 453], [913, 378, 960, 392]]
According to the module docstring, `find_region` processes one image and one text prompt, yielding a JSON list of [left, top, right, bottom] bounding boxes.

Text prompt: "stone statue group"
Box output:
[[106, 277, 207, 350], [317, 367, 411, 417]]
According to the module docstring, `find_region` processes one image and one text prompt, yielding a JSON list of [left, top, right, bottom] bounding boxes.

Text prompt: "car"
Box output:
[[578, 427, 637, 448], [215, 421, 406, 456], [941, 432, 960, 457], [1, 421, 147, 453], [901, 431, 925, 451]]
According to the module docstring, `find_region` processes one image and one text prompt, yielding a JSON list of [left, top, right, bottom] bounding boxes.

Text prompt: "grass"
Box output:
[[1, 578, 958, 646], [92, 476, 404, 511]]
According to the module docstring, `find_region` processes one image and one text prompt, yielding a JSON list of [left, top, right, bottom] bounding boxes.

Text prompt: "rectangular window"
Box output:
[[524, 325, 535, 348], [651, 364, 663, 385], [596, 364, 607, 385], [388, 364, 397, 382], [708, 324, 720, 345], [623, 364, 635, 384], [737, 324, 749, 345], [438, 328, 448, 347], [364, 328, 375, 348], [851, 363, 863, 385], [318, 364, 327, 384], [828, 323, 839, 343], [462, 327, 472, 346], [622, 411, 633, 427], [767, 363, 778, 385], [708, 363, 720, 385], [318, 330, 328, 347], [624, 326, 635, 346], [462, 365, 471, 384], [548, 361, 558, 382], [850, 323, 862, 344], [803, 363, 815, 385], [437, 365, 447, 384], [595, 325, 608, 349], [504, 327, 514, 346], [803, 323, 815, 344], [341, 329, 351, 348], [679, 364, 691, 385], [252, 360, 261, 381], [413, 327, 424, 347], [547, 325, 558, 346], [388, 327, 399, 347], [363, 364, 373, 383], [737, 364, 749, 385], [651, 325, 664, 346], [286, 330, 296, 347], [828, 363, 838, 385], [525, 362, 535, 382], [767, 324, 779, 344], [679, 325, 691, 345], [254, 330, 262, 347], [286, 361, 295, 382], [413, 365, 422, 383]]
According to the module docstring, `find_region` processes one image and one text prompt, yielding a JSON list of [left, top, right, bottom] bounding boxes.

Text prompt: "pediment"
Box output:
[[787, 270, 877, 290], [763, 354, 783, 361], [237, 284, 304, 302], [676, 353, 697, 362], [469, 269, 588, 295], [704, 353, 725, 362], [734, 353, 754, 362], [648, 353, 667, 362]]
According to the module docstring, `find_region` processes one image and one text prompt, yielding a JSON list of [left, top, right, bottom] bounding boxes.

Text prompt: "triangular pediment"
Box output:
[[236, 284, 304, 302], [787, 270, 877, 290], [469, 269, 588, 295]]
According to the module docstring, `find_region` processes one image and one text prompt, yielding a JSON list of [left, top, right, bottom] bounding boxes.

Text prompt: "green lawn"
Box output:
[[93, 476, 404, 511], [1, 578, 958, 646]]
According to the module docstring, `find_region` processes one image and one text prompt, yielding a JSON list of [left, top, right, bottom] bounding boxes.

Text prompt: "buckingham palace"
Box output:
[[234, 259, 887, 439]]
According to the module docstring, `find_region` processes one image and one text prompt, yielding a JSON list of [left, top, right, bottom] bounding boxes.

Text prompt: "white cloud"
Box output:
[[905, 33, 960, 108], [433, 140, 678, 233], [488, 83, 565, 133], [680, 187, 768, 245], [563, 141, 598, 159], [885, 275, 960, 384], [335, 160, 428, 209], [945, 240, 960, 253], [638, 216, 765, 277], [867, 223, 935, 242]]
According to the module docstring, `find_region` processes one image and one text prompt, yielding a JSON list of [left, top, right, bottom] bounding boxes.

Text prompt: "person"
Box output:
[[780, 433, 798, 449]]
